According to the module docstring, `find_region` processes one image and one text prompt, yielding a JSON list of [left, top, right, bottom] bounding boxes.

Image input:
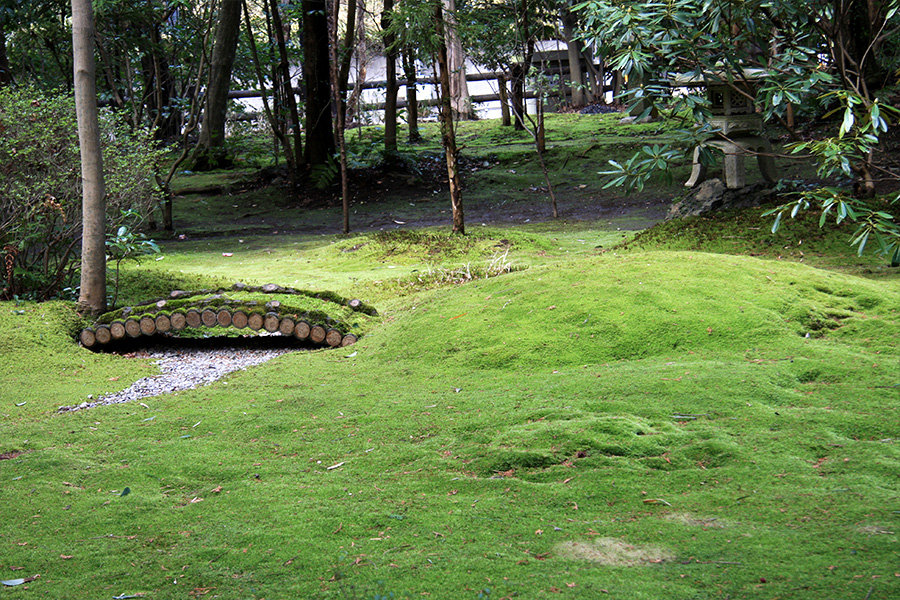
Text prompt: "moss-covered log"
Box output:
[[78, 289, 375, 350]]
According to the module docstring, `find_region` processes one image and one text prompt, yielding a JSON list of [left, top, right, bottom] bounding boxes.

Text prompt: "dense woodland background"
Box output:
[[1, 0, 899, 312]]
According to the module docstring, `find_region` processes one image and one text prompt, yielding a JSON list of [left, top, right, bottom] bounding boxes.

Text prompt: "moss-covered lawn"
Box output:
[[2, 220, 899, 599]]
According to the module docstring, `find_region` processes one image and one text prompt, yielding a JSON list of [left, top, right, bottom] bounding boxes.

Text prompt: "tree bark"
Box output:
[[497, 72, 511, 126], [434, 3, 464, 234], [330, 0, 351, 233], [343, 0, 368, 125], [442, 0, 473, 119], [72, 0, 107, 317], [0, 24, 13, 87], [243, 0, 298, 184], [336, 0, 358, 125], [303, 0, 336, 166], [562, 6, 586, 106], [194, 0, 242, 170], [402, 45, 422, 143], [382, 0, 399, 152], [270, 0, 304, 169]]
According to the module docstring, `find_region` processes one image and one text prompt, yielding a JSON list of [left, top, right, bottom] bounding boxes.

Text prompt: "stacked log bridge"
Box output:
[[79, 308, 360, 350]]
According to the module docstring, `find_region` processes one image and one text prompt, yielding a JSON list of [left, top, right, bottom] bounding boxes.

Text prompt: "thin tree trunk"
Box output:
[[270, 0, 303, 168], [402, 45, 422, 143], [336, 0, 358, 125], [612, 70, 623, 103], [344, 0, 367, 125], [194, 0, 241, 170], [382, 0, 399, 152], [511, 0, 533, 130], [72, 0, 107, 316], [535, 97, 557, 218], [155, 12, 212, 231], [442, 0, 473, 119], [585, 53, 603, 102], [434, 3, 464, 234], [497, 72, 511, 126], [243, 0, 297, 185], [0, 24, 14, 87], [330, 0, 350, 233]]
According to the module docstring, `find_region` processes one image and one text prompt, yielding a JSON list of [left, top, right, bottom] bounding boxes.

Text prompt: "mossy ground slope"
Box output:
[[1, 239, 899, 599]]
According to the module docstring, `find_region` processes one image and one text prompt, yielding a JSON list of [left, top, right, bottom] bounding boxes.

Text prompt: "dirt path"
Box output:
[[174, 171, 672, 239]]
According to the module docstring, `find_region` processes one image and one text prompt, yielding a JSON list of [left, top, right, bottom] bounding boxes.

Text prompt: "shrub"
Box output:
[[0, 86, 164, 300]]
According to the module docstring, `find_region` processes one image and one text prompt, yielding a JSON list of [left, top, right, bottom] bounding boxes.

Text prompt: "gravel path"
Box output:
[[59, 338, 301, 412]]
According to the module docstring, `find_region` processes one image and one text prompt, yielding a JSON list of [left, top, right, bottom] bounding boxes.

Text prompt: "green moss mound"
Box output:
[[376, 251, 900, 370]]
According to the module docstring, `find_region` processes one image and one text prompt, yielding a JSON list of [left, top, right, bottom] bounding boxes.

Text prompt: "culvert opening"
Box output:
[[66, 284, 376, 411], [77, 283, 376, 351], [60, 336, 331, 413], [79, 308, 358, 350]]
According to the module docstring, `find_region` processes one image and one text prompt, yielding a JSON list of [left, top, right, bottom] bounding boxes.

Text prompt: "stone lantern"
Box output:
[[684, 71, 777, 189]]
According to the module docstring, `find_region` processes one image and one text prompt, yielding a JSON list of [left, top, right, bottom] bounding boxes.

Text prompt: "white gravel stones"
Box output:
[[59, 341, 297, 412]]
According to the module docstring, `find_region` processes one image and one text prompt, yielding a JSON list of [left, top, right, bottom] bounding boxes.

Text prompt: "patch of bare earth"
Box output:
[[554, 538, 675, 566], [663, 512, 726, 528], [858, 525, 895, 536]]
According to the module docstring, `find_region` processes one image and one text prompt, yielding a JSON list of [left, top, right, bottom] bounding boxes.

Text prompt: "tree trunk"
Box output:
[[194, 0, 241, 170], [140, 25, 178, 140], [0, 24, 13, 87], [510, 0, 534, 130], [343, 0, 367, 125], [242, 0, 298, 185], [72, 0, 107, 317], [442, 0, 473, 120], [434, 3, 464, 234], [612, 70, 624, 103], [497, 72, 511, 126], [270, 0, 303, 169], [562, 7, 585, 106], [510, 63, 526, 130], [585, 53, 604, 102], [330, 0, 351, 233], [382, 0, 399, 152], [303, 0, 335, 166], [402, 45, 422, 143], [336, 0, 358, 124]]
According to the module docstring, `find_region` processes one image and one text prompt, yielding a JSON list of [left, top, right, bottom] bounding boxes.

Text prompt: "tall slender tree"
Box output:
[[193, 0, 242, 170], [0, 21, 12, 87], [72, 0, 106, 316], [442, 0, 473, 119], [434, 1, 464, 233], [381, 0, 399, 152], [302, 0, 335, 166]]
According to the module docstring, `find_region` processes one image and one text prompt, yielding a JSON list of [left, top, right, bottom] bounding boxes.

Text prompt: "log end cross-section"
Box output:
[[78, 303, 366, 352]]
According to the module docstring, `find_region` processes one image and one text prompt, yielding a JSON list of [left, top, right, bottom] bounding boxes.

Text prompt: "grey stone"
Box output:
[[667, 179, 775, 220]]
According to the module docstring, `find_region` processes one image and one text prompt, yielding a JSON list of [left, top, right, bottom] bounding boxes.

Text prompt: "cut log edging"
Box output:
[[79, 283, 373, 351], [79, 305, 360, 350]]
